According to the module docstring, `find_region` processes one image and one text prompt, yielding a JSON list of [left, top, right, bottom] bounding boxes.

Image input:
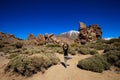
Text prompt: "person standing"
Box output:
[[63, 42, 72, 68]]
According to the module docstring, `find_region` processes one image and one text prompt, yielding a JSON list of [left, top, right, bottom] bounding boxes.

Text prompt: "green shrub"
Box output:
[[115, 60, 120, 68], [87, 42, 105, 50], [5, 53, 60, 76], [56, 48, 63, 54], [70, 43, 80, 48], [0, 43, 4, 48], [69, 49, 77, 55], [103, 50, 120, 66], [90, 50, 98, 55], [46, 43, 60, 47], [15, 42, 23, 48], [9, 53, 19, 59], [103, 47, 114, 53], [112, 42, 120, 47], [22, 47, 27, 51], [78, 48, 90, 55], [37, 41, 45, 46], [107, 55, 119, 64], [105, 38, 120, 44], [77, 54, 110, 73]]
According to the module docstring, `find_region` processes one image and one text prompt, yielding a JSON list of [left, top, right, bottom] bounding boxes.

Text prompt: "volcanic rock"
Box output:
[[0, 32, 22, 43], [36, 34, 45, 43], [78, 22, 102, 44], [27, 34, 36, 40]]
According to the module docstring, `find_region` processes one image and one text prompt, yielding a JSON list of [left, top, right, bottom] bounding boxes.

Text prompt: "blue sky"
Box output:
[[0, 0, 120, 39]]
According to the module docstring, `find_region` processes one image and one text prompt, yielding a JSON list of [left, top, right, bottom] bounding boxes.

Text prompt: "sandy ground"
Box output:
[[0, 53, 120, 80]]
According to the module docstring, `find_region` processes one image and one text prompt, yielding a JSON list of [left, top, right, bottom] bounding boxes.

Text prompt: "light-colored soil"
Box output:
[[0, 53, 120, 80]]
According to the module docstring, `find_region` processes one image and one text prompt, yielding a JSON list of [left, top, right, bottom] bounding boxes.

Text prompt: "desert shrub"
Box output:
[[46, 43, 60, 47], [78, 48, 90, 55], [69, 48, 77, 55], [15, 42, 23, 48], [94, 44, 104, 50], [70, 43, 80, 48], [77, 54, 110, 73], [2, 47, 11, 53], [37, 41, 45, 46], [112, 42, 120, 47], [107, 55, 119, 64], [103, 50, 120, 65], [103, 46, 115, 53], [22, 47, 27, 51], [56, 48, 63, 54], [115, 60, 120, 68], [5, 53, 60, 76], [9, 53, 19, 59], [104, 38, 120, 44], [87, 42, 105, 50], [0, 43, 4, 48], [23, 50, 30, 54], [90, 49, 98, 55]]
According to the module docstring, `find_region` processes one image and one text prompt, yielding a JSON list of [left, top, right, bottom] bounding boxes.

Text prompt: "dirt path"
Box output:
[[27, 53, 120, 80]]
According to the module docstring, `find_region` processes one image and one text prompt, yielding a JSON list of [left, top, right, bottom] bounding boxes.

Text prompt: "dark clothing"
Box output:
[[63, 43, 69, 56]]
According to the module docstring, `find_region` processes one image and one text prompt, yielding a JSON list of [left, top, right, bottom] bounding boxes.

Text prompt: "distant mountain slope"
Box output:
[[57, 30, 79, 40]]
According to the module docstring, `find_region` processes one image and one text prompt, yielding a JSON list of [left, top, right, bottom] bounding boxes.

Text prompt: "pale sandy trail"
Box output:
[[28, 53, 120, 80]]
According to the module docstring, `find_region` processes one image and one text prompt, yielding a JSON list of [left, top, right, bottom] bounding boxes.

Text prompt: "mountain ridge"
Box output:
[[57, 30, 79, 40]]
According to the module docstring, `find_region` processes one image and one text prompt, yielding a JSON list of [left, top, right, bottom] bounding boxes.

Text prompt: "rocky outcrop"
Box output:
[[0, 32, 22, 43], [78, 22, 102, 44], [36, 34, 45, 44], [27, 34, 36, 40]]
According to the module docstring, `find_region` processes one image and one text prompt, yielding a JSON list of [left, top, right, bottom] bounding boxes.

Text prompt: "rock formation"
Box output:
[[27, 33, 36, 40], [78, 22, 102, 44], [36, 34, 45, 42], [44, 33, 55, 44], [0, 32, 22, 43]]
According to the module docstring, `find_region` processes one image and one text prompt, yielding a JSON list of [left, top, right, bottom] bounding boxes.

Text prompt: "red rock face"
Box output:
[[27, 34, 36, 40], [36, 34, 45, 42], [78, 22, 102, 44], [0, 32, 22, 43]]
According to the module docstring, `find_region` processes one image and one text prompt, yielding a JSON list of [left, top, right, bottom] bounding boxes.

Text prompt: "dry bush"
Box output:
[[5, 53, 60, 76], [77, 54, 110, 73], [8, 53, 19, 59], [0, 43, 4, 48], [90, 49, 98, 55], [15, 42, 23, 48], [105, 38, 120, 44], [78, 48, 90, 55], [103, 50, 120, 67], [70, 43, 80, 48], [46, 43, 61, 47]]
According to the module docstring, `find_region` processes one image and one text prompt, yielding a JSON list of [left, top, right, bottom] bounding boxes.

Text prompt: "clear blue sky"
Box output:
[[0, 0, 120, 39]]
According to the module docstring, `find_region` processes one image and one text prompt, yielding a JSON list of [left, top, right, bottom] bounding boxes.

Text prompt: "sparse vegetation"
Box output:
[[0, 43, 4, 48], [89, 49, 98, 55], [78, 48, 90, 55], [77, 38, 120, 73], [8, 53, 19, 59], [5, 53, 60, 76], [103, 50, 120, 67], [46, 43, 61, 47], [15, 42, 23, 48]]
